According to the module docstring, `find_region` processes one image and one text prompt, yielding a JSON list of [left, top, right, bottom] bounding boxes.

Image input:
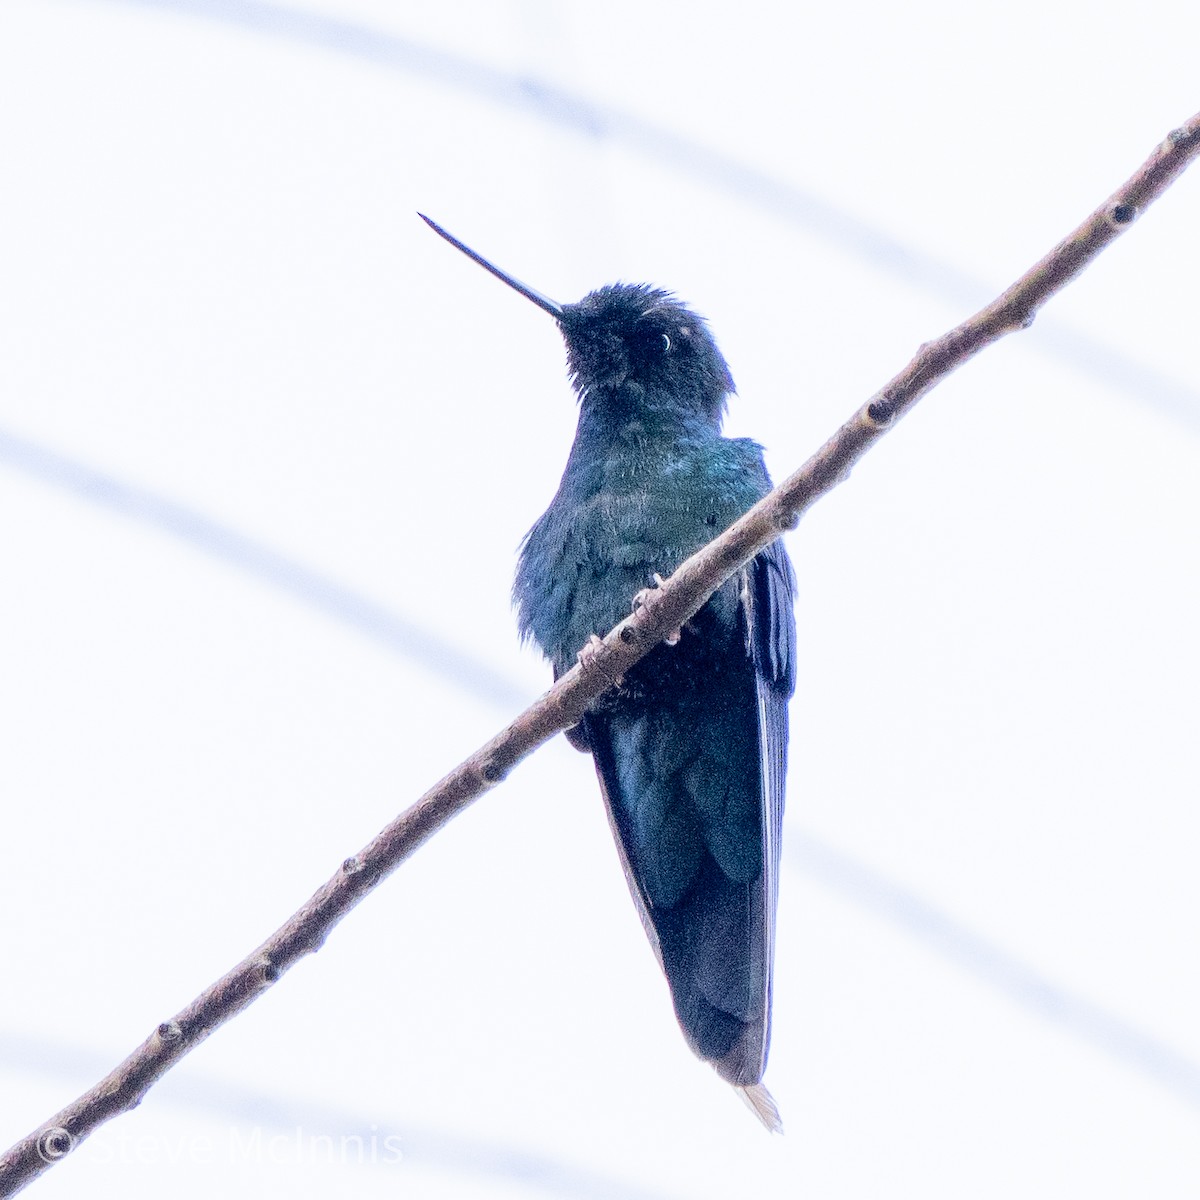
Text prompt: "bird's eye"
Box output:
[[661, 333, 671, 352]]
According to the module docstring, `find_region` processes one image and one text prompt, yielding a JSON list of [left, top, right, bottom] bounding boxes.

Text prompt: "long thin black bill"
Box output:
[[418, 214, 564, 318]]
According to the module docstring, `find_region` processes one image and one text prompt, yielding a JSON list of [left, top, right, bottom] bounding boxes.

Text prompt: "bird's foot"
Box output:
[[577, 633, 623, 687], [632, 573, 682, 645], [563, 722, 591, 753]]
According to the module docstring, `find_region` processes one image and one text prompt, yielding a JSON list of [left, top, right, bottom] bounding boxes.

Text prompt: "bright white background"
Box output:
[[2, 1, 1199, 1196]]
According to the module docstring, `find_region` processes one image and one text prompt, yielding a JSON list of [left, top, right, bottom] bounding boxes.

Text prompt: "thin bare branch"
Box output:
[[3, 111, 1199, 1197]]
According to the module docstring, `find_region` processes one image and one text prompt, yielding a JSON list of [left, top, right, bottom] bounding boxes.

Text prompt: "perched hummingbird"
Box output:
[[421, 215, 797, 1128]]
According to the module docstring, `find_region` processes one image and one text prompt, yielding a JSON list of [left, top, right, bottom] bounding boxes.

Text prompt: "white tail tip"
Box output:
[[738, 1083, 783, 1133]]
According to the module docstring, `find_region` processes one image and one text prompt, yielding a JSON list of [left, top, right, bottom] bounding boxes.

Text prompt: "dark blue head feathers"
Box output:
[[558, 284, 735, 424]]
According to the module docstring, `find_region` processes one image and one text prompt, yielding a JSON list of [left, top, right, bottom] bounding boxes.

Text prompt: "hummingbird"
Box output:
[[421, 215, 796, 1129]]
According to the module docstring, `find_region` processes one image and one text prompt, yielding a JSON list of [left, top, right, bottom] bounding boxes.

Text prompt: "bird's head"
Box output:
[[559, 284, 734, 423], [420, 215, 734, 426]]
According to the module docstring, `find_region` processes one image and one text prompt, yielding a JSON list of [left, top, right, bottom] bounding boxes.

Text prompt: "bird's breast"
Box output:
[[515, 439, 762, 675]]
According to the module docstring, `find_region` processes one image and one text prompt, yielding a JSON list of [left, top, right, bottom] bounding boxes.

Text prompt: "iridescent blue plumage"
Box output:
[[420, 216, 796, 1123], [514, 285, 796, 1108]]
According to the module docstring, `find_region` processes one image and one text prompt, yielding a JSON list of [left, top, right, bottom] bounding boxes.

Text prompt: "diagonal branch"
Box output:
[[3, 111, 1199, 1197]]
